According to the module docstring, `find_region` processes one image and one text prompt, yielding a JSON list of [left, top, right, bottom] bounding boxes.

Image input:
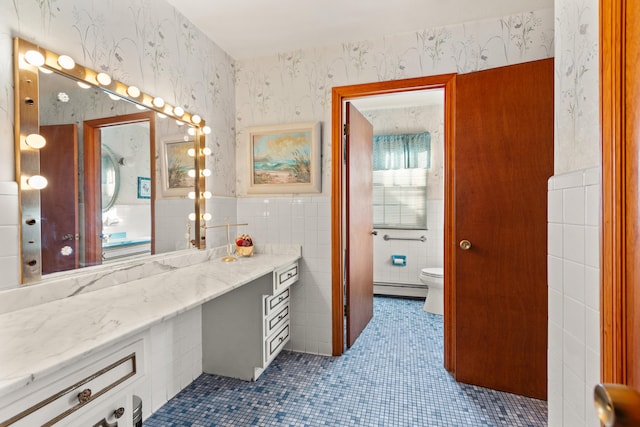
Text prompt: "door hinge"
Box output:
[[343, 123, 349, 163], [344, 305, 348, 316], [343, 123, 350, 136]]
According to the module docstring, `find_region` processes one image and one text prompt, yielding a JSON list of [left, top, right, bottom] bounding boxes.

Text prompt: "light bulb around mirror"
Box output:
[[187, 127, 196, 136], [152, 97, 165, 108], [126, 86, 141, 98], [188, 213, 196, 221], [203, 191, 212, 199], [108, 93, 120, 101], [27, 175, 48, 190], [57, 55, 75, 70], [25, 134, 47, 149], [202, 126, 211, 135], [77, 81, 91, 89], [202, 147, 212, 156], [38, 66, 53, 74], [202, 213, 212, 221], [173, 106, 184, 117], [135, 104, 147, 110], [188, 169, 196, 178], [188, 191, 196, 199], [191, 114, 202, 124], [25, 50, 45, 67], [202, 169, 212, 177], [96, 73, 112, 86], [176, 120, 185, 127], [187, 148, 196, 157], [157, 112, 167, 119]]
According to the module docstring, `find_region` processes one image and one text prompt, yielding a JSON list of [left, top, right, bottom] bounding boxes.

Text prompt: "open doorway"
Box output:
[[331, 74, 456, 362]]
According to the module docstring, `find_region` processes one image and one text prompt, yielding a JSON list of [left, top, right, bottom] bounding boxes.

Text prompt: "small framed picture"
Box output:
[[137, 177, 151, 199]]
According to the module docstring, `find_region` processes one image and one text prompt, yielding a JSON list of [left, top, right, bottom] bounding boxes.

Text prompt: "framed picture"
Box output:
[[137, 177, 151, 199], [159, 137, 196, 197], [247, 121, 322, 194]]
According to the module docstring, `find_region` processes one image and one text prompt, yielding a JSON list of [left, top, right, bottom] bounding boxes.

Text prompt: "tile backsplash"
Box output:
[[547, 167, 600, 427]]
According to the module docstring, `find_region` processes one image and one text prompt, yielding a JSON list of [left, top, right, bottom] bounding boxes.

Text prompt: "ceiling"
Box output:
[[165, 0, 552, 60]]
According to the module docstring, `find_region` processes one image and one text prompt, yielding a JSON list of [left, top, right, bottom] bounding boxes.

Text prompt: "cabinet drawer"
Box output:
[[264, 323, 290, 365], [273, 262, 298, 293], [0, 340, 141, 427], [264, 288, 289, 316], [265, 303, 289, 338]]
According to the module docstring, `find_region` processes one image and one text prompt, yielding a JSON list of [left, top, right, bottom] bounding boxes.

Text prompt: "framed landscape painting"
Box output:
[[160, 137, 196, 197], [247, 122, 321, 194]]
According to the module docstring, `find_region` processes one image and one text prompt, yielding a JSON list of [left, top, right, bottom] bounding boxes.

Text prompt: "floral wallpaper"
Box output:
[[0, 0, 236, 196], [235, 8, 555, 195], [555, 0, 599, 173]]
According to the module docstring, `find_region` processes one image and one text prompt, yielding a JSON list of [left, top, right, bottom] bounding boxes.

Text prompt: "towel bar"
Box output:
[[383, 234, 426, 242]]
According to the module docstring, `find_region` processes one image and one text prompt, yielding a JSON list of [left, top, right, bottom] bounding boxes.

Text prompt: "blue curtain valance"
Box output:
[[372, 132, 431, 170]]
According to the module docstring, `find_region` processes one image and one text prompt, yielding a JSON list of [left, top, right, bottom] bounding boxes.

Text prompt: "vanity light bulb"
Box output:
[[176, 120, 185, 127], [188, 169, 196, 178], [152, 97, 165, 108], [187, 148, 196, 157], [38, 66, 53, 74], [202, 147, 212, 156], [202, 126, 212, 135], [25, 134, 47, 149], [157, 112, 167, 119], [191, 115, 202, 125], [202, 169, 212, 177], [27, 175, 48, 190], [126, 86, 141, 98], [57, 55, 75, 70], [188, 191, 196, 200], [173, 107, 185, 117], [96, 73, 112, 86], [135, 104, 147, 111], [202, 213, 212, 221], [24, 50, 45, 67], [203, 191, 212, 199], [108, 93, 120, 101], [77, 81, 91, 89], [187, 127, 196, 136], [188, 213, 196, 221]]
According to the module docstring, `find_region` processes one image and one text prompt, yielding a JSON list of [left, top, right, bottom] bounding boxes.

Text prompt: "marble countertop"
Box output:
[[0, 249, 300, 399]]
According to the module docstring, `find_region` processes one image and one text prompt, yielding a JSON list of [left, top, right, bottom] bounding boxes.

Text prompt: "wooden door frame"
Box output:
[[331, 74, 456, 365], [83, 111, 156, 266], [600, 0, 640, 386]]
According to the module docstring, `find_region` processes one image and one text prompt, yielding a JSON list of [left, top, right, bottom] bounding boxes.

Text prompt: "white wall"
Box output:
[[550, 0, 600, 425], [236, 8, 554, 355], [547, 168, 600, 427]]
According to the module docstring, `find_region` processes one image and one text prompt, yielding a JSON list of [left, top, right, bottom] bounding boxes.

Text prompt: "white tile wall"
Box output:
[[0, 182, 19, 291], [237, 196, 332, 355], [373, 199, 444, 285], [137, 306, 203, 419], [547, 167, 600, 427]]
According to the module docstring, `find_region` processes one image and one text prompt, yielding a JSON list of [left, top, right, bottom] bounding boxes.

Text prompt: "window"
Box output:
[[372, 132, 430, 229]]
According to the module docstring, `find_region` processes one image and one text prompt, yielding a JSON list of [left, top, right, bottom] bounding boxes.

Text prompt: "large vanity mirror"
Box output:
[[14, 38, 208, 284]]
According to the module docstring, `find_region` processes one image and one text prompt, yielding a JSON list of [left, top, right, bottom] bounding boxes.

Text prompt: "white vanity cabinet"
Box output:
[[0, 338, 144, 427], [202, 261, 298, 381]]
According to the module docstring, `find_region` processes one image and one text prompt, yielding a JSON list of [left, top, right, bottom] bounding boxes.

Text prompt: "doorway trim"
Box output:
[[600, 0, 639, 386], [83, 111, 156, 266], [331, 74, 456, 369]]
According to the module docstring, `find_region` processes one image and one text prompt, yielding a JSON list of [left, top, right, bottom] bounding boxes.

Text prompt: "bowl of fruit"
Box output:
[[235, 234, 254, 257]]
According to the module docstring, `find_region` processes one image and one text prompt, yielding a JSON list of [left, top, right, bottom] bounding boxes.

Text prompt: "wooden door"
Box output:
[[39, 124, 79, 274], [454, 59, 554, 399], [345, 102, 374, 348]]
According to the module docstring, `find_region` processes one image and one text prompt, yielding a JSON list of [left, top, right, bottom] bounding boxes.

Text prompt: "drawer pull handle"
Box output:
[[78, 388, 92, 403], [279, 336, 285, 342], [113, 407, 125, 419], [287, 272, 293, 278], [278, 296, 285, 301], [92, 417, 118, 427], [278, 315, 285, 320]]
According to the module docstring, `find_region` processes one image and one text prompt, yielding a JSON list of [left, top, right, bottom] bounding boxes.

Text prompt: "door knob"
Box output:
[[371, 231, 378, 236], [594, 383, 640, 426], [459, 240, 472, 250]]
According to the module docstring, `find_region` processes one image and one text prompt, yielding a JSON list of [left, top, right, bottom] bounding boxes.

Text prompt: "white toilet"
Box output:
[[419, 267, 444, 315]]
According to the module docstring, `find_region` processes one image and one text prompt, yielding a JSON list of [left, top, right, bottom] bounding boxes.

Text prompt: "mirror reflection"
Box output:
[[36, 66, 196, 274]]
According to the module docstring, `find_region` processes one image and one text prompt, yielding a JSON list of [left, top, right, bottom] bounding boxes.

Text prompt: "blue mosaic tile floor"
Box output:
[[144, 296, 547, 426]]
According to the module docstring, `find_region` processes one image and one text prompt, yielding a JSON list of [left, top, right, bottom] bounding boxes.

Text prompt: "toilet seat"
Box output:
[[420, 267, 443, 278]]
